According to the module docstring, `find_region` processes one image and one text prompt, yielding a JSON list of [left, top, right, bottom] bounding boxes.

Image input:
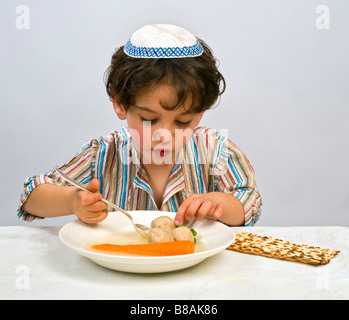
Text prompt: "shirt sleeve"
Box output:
[[17, 140, 95, 222], [212, 137, 262, 226]]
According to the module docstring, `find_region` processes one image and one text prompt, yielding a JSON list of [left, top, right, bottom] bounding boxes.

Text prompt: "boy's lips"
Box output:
[[152, 148, 172, 157]]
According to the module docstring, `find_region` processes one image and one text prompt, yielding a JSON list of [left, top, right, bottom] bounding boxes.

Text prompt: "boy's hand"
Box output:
[[174, 192, 226, 225], [71, 179, 108, 224]]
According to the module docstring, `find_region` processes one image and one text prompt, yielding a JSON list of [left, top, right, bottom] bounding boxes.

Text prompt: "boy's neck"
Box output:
[[141, 163, 176, 209]]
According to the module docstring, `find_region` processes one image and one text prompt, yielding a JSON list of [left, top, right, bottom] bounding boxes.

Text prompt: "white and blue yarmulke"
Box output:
[[124, 24, 203, 58]]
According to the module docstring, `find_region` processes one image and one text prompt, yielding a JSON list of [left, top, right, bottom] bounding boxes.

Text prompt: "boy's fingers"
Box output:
[[196, 200, 213, 221], [87, 178, 100, 193], [94, 210, 108, 223], [87, 200, 107, 212], [175, 194, 225, 224], [79, 191, 102, 206], [174, 208, 185, 226], [184, 198, 203, 221], [212, 203, 225, 219], [175, 195, 196, 225], [82, 210, 108, 224], [77, 179, 102, 206]]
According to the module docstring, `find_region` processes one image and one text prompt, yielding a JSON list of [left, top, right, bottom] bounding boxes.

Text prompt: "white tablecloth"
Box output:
[[1, 225, 348, 300]]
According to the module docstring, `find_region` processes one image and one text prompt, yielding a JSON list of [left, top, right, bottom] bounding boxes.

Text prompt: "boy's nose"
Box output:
[[153, 128, 174, 143]]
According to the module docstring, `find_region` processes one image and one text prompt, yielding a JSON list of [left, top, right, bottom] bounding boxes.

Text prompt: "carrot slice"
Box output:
[[91, 240, 195, 256]]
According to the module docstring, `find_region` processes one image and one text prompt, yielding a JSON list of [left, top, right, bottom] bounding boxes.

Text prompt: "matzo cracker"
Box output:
[[226, 232, 340, 265]]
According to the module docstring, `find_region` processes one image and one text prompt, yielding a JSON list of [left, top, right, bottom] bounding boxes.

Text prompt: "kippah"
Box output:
[[124, 24, 204, 58]]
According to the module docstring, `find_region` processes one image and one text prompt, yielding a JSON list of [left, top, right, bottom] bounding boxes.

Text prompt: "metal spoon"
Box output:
[[55, 169, 149, 237]]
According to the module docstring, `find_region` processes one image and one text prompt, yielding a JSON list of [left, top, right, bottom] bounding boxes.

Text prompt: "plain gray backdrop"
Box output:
[[1, 0, 348, 226]]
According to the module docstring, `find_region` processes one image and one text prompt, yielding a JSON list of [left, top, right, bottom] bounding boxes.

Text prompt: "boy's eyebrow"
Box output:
[[134, 105, 158, 113], [134, 105, 195, 115]]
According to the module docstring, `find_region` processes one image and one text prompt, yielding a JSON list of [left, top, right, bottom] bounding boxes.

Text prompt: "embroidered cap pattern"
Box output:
[[124, 39, 204, 58]]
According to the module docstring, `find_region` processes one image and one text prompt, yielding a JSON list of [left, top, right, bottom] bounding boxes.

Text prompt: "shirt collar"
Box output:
[[130, 142, 187, 209]]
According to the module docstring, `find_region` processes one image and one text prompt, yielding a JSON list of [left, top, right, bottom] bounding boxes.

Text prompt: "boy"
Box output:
[[18, 24, 262, 226]]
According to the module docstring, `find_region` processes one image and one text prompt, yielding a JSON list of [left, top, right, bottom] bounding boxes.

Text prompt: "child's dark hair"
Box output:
[[104, 38, 225, 113]]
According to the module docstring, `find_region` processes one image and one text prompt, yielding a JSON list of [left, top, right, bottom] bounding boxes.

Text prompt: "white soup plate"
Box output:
[[59, 211, 235, 273]]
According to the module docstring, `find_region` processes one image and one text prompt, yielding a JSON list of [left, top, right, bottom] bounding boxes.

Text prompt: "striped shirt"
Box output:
[[18, 126, 262, 225]]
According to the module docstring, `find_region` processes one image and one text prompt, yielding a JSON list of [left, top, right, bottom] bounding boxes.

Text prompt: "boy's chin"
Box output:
[[141, 152, 176, 166]]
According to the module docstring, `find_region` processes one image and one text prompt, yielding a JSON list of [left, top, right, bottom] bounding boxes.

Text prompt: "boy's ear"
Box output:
[[112, 100, 127, 120], [195, 112, 204, 125]]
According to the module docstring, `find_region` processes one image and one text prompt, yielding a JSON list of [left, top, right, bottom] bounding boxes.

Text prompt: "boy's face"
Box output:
[[113, 84, 203, 166]]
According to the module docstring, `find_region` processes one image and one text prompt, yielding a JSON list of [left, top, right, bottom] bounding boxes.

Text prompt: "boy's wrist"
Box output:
[[68, 186, 80, 215]]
